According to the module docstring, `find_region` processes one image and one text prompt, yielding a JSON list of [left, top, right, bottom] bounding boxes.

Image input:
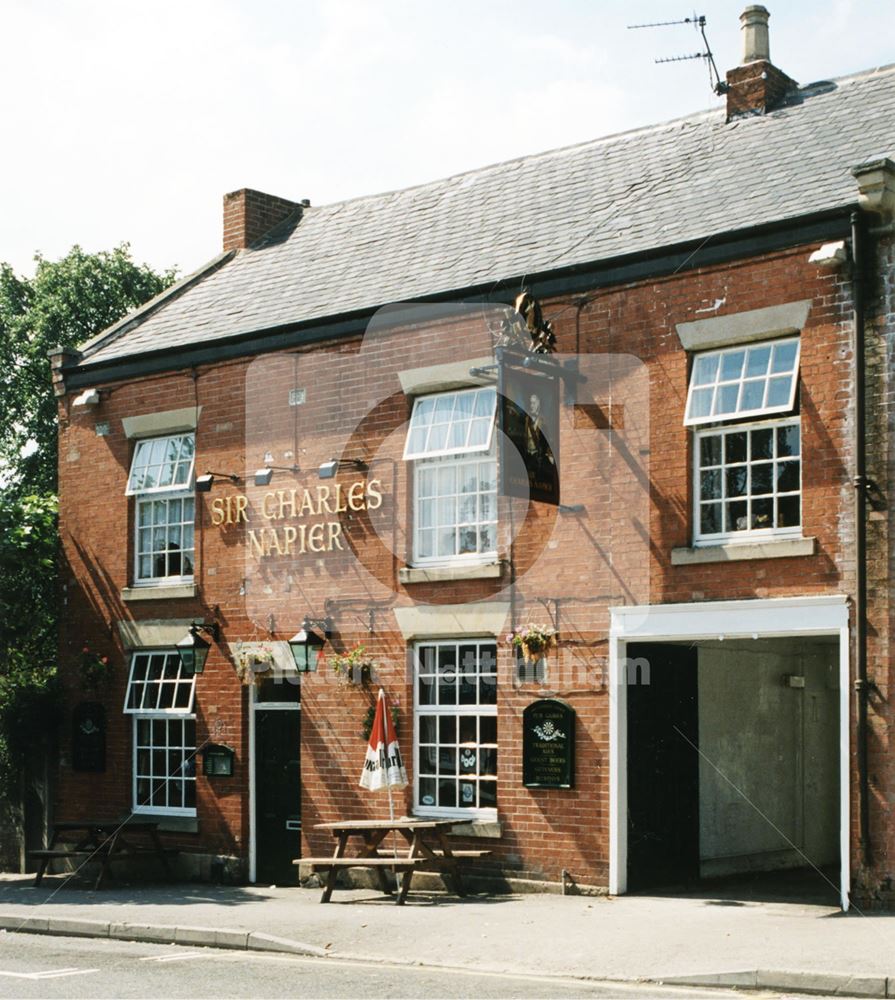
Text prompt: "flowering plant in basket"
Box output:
[[506, 624, 557, 661], [330, 644, 375, 685]]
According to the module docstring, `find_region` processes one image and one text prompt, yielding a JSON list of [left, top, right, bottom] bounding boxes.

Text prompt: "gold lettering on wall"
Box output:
[[210, 478, 382, 559]]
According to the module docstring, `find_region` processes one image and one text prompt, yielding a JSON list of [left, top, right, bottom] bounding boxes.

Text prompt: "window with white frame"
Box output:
[[126, 434, 195, 584], [414, 640, 497, 817], [404, 388, 498, 565], [684, 337, 800, 426], [686, 337, 802, 544], [124, 651, 197, 815]]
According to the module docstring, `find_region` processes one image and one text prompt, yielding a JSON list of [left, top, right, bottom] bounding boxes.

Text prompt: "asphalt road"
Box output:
[[0, 933, 796, 999]]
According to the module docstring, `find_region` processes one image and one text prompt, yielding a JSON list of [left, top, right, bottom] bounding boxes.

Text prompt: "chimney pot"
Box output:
[[741, 4, 771, 63], [726, 6, 796, 119]]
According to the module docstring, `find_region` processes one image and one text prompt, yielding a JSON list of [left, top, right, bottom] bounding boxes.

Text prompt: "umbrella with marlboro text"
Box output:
[[359, 688, 407, 821]]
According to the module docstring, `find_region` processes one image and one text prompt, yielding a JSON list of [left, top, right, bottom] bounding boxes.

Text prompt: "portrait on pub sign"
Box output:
[[499, 361, 560, 506]]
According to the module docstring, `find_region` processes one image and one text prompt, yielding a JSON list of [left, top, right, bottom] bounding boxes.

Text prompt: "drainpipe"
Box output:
[[850, 209, 871, 867]]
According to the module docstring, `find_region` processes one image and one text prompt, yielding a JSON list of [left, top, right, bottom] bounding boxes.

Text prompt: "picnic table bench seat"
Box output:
[[28, 819, 177, 889]]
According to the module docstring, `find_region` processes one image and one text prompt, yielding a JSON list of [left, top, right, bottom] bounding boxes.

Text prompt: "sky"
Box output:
[[2, 0, 894, 280]]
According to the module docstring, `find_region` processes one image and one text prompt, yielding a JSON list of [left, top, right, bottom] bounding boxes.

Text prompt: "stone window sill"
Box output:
[[671, 536, 816, 566], [448, 821, 502, 839], [121, 583, 197, 602], [399, 562, 504, 585], [153, 815, 199, 834]]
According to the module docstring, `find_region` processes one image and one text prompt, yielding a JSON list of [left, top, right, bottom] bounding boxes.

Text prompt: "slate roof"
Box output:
[[77, 63, 895, 369]]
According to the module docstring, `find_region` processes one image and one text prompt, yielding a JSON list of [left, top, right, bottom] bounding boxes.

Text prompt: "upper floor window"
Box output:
[[404, 387, 496, 459], [405, 389, 497, 565], [695, 419, 801, 542], [684, 337, 800, 426], [126, 434, 195, 584], [687, 338, 801, 545]]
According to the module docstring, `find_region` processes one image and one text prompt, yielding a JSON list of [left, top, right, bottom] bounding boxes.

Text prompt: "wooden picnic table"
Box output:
[[299, 818, 491, 905], [29, 818, 175, 890]]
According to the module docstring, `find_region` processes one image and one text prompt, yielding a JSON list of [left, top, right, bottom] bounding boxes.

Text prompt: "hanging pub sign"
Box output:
[[72, 702, 106, 773], [497, 351, 561, 506], [522, 698, 575, 788]]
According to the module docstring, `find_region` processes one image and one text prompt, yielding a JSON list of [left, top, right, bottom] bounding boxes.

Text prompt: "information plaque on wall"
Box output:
[[522, 699, 575, 788], [72, 702, 106, 773]]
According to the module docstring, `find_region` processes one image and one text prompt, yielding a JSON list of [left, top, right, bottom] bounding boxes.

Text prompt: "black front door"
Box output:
[[626, 642, 699, 891], [255, 709, 301, 883]]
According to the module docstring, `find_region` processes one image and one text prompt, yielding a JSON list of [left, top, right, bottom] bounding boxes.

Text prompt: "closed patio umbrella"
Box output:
[[360, 688, 407, 822]]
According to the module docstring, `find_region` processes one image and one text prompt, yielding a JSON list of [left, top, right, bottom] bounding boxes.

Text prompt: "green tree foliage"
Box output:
[[0, 494, 61, 791], [0, 247, 176, 791], [0, 245, 176, 497]]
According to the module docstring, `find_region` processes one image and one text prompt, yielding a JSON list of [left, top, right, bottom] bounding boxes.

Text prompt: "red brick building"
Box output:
[[52, 8, 895, 907]]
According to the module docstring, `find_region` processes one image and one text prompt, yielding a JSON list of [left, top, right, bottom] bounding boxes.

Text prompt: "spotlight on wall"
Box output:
[[196, 471, 241, 492], [176, 621, 221, 675], [288, 617, 332, 672], [253, 464, 299, 486], [317, 458, 369, 479]]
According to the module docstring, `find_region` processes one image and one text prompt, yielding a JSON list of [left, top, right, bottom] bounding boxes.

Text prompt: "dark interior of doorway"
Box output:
[[625, 640, 841, 905], [626, 642, 699, 892]]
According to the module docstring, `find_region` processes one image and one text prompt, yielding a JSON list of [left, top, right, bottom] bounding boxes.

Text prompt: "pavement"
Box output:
[[1, 873, 894, 998]]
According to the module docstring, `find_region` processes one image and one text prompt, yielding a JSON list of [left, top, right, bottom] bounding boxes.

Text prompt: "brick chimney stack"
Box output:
[[223, 188, 305, 252], [725, 6, 797, 119]]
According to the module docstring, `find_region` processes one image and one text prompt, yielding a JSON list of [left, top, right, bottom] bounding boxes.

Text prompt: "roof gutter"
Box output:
[[61, 207, 854, 392]]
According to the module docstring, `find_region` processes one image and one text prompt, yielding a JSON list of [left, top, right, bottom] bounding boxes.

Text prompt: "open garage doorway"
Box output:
[[609, 597, 850, 910]]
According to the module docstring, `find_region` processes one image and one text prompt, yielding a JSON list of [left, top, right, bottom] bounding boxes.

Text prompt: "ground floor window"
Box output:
[[414, 640, 497, 817], [124, 651, 197, 816], [134, 717, 197, 814]]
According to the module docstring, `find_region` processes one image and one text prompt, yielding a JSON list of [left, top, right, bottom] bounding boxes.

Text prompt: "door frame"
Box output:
[[248, 686, 301, 885], [608, 594, 850, 911]]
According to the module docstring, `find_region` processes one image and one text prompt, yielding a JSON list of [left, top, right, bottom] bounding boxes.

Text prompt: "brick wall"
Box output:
[[57, 238, 867, 891]]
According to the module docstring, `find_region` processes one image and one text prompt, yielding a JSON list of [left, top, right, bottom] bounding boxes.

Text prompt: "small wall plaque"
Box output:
[[522, 698, 575, 788], [203, 743, 235, 777], [72, 702, 106, 772]]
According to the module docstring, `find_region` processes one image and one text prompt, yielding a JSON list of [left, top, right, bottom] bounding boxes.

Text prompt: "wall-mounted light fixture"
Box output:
[[176, 621, 221, 674], [288, 617, 332, 672], [253, 464, 300, 487], [196, 471, 241, 493], [317, 458, 369, 480]]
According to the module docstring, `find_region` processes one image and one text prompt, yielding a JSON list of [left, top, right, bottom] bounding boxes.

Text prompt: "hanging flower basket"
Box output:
[[330, 644, 376, 686], [80, 645, 112, 692], [234, 644, 276, 686], [506, 624, 557, 662]]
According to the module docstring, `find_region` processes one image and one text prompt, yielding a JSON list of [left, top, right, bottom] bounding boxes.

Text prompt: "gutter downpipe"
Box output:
[[851, 209, 871, 868]]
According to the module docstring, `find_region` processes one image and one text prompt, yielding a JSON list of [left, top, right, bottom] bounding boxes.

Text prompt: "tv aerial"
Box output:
[[628, 13, 727, 95]]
